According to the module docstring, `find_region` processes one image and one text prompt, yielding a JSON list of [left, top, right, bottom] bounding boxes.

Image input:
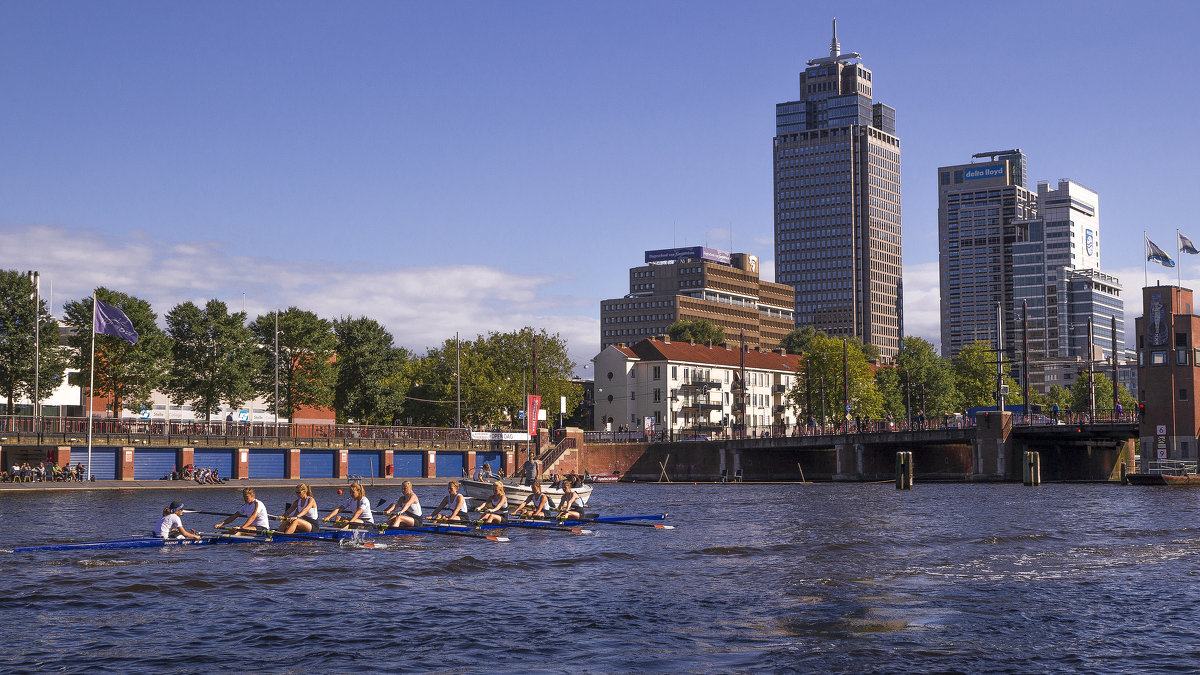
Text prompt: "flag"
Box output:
[[1181, 232, 1200, 255], [1147, 237, 1176, 268], [94, 298, 139, 344]]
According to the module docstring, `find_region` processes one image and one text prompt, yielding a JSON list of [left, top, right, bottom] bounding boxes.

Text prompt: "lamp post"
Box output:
[[273, 311, 280, 426]]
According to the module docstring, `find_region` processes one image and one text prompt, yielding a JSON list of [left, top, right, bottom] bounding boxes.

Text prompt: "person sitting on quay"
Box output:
[[158, 501, 201, 540]]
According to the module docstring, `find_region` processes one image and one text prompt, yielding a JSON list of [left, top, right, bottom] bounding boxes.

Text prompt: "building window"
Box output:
[[653, 366, 662, 380], [1178, 333, 1189, 348], [654, 389, 662, 403], [1181, 389, 1189, 402], [671, 366, 677, 380], [630, 391, 636, 401], [1180, 348, 1191, 366], [1151, 351, 1167, 366]]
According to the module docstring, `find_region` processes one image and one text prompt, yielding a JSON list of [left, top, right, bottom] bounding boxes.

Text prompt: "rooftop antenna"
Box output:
[[830, 17, 840, 58], [807, 17, 861, 66]]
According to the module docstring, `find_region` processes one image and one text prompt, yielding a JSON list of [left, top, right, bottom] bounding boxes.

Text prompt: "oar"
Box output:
[[331, 518, 509, 543], [522, 514, 674, 530], [502, 517, 591, 534]]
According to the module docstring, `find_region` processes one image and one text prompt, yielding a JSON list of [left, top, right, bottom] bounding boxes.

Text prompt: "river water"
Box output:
[[1, 482, 1198, 673]]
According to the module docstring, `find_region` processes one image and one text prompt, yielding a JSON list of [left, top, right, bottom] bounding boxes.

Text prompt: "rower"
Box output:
[[555, 479, 585, 520], [279, 483, 320, 534], [158, 501, 201, 540], [476, 480, 507, 525], [427, 481, 469, 522], [382, 480, 422, 527], [215, 488, 269, 533], [512, 480, 550, 518], [324, 481, 374, 528]]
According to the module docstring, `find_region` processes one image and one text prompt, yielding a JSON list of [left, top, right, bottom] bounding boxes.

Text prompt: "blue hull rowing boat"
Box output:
[[8, 514, 668, 552]]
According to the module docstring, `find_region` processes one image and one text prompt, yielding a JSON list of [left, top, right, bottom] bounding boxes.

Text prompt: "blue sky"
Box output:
[[2, 1, 1198, 370]]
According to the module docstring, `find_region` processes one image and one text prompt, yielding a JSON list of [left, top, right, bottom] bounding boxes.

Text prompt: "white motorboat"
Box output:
[[460, 477, 593, 507]]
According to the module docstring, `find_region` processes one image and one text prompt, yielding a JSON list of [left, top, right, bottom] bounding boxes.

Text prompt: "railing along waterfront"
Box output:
[[0, 415, 519, 451]]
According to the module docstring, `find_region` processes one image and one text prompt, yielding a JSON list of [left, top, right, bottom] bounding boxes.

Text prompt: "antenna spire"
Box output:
[[830, 18, 840, 58]]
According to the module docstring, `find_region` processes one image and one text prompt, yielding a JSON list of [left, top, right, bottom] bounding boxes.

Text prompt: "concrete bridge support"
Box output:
[[974, 411, 1012, 480]]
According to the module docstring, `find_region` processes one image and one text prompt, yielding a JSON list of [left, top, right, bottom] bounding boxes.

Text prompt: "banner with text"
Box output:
[[526, 394, 541, 437]]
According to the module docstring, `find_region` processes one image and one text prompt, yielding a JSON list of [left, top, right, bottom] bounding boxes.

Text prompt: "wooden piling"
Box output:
[[1023, 451, 1041, 486], [895, 451, 913, 490]]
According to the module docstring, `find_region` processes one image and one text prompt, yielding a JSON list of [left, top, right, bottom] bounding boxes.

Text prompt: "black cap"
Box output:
[[168, 501, 184, 511]]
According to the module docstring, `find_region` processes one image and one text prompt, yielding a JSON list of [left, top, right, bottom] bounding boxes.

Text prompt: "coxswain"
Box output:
[[324, 482, 374, 528], [158, 501, 201, 540], [279, 483, 320, 534], [476, 480, 507, 524], [555, 480, 585, 520], [215, 488, 270, 533], [382, 480, 422, 527], [512, 480, 550, 518], [426, 481, 468, 522]]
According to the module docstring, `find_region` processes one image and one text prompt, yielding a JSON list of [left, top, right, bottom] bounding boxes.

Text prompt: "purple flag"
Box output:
[[94, 298, 139, 344]]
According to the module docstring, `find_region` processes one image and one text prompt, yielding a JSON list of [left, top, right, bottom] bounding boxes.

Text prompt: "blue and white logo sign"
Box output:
[[964, 164, 1005, 181], [1085, 229, 1095, 256]]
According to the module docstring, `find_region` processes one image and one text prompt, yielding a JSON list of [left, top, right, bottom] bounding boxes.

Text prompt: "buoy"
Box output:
[[337, 489, 343, 495]]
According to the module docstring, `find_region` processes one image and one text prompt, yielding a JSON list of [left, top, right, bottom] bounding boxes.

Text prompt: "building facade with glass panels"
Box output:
[[773, 23, 902, 361]]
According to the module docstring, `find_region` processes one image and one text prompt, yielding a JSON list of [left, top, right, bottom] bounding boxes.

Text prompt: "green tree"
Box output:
[[1044, 385, 1071, 416], [164, 299, 260, 421], [1068, 372, 1136, 417], [63, 288, 172, 416], [667, 319, 725, 345], [478, 327, 579, 428], [952, 340, 1021, 409], [249, 308, 336, 420], [780, 326, 823, 355], [786, 334, 882, 423], [886, 336, 960, 419], [333, 316, 409, 425], [0, 270, 69, 414]]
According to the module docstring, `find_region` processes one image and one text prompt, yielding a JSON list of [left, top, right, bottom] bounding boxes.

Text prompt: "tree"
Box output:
[[952, 340, 1020, 410], [333, 316, 409, 425], [892, 333, 964, 417], [667, 319, 725, 345], [780, 326, 822, 355], [63, 288, 171, 416], [1068, 372, 1136, 417], [0, 270, 69, 414], [249, 308, 336, 420], [1044, 385, 1071, 415], [164, 299, 260, 421], [479, 327, 579, 429], [787, 334, 882, 422]]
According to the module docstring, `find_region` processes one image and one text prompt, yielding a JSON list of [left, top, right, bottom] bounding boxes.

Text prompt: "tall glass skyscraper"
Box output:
[[773, 20, 902, 361]]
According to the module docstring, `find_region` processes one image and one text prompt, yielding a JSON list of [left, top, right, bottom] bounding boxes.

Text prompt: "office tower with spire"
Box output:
[[774, 20, 903, 361]]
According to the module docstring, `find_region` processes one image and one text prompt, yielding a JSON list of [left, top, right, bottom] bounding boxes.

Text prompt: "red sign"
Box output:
[[526, 394, 541, 437]]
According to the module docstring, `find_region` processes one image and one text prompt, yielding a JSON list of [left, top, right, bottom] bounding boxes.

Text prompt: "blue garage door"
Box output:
[[194, 449, 233, 478], [392, 452, 424, 477], [134, 449, 178, 480], [300, 450, 335, 479], [476, 452, 503, 476], [76, 447, 117, 480], [435, 452, 465, 479], [248, 450, 286, 479], [348, 451, 380, 478]]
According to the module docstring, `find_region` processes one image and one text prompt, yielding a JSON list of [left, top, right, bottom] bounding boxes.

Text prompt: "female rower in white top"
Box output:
[[476, 480, 508, 524], [555, 480, 585, 520], [215, 488, 270, 533], [158, 501, 201, 540], [279, 483, 319, 534], [323, 482, 374, 527], [383, 480, 422, 527], [512, 480, 550, 518], [427, 481, 468, 522]]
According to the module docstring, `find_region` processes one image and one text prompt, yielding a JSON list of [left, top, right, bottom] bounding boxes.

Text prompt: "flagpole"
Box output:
[[86, 293, 95, 481], [1144, 230, 1149, 288], [1178, 228, 1182, 288]]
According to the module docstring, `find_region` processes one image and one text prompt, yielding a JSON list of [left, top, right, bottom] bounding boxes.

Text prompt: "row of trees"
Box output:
[[666, 319, 1135, 423], [0, 274, 578, 427]]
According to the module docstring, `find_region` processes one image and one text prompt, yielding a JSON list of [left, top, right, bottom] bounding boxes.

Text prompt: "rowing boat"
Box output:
[[8, 514, 668, 552]]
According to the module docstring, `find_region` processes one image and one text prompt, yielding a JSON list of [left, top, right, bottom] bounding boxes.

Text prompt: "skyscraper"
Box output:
[[774, 19, 902, 361], [937, 151, 1037, 359]]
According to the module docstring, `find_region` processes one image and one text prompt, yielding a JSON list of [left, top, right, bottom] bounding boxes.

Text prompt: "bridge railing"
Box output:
[[1142, 459, 1198, 475]]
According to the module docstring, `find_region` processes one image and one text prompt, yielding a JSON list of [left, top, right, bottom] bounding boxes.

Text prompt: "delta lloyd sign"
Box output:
[[964, 164, 1005, 181]]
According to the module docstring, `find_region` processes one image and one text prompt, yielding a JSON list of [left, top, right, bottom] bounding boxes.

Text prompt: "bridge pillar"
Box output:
[[383, 449, 394, 478], [118, 446, 135, 480], [465, 451, 476, 481], [975, 411, 1012, 480], [834, 442, 863, 480], [235, 448, 249, 479], [505, 450, 515, 477], [425, 450, 436, 478], [287, 448, 301, 480]]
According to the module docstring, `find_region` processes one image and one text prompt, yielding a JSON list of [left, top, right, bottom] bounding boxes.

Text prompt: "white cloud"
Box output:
[[0, 225, 601, 369], [903, 261, 941, 350]]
